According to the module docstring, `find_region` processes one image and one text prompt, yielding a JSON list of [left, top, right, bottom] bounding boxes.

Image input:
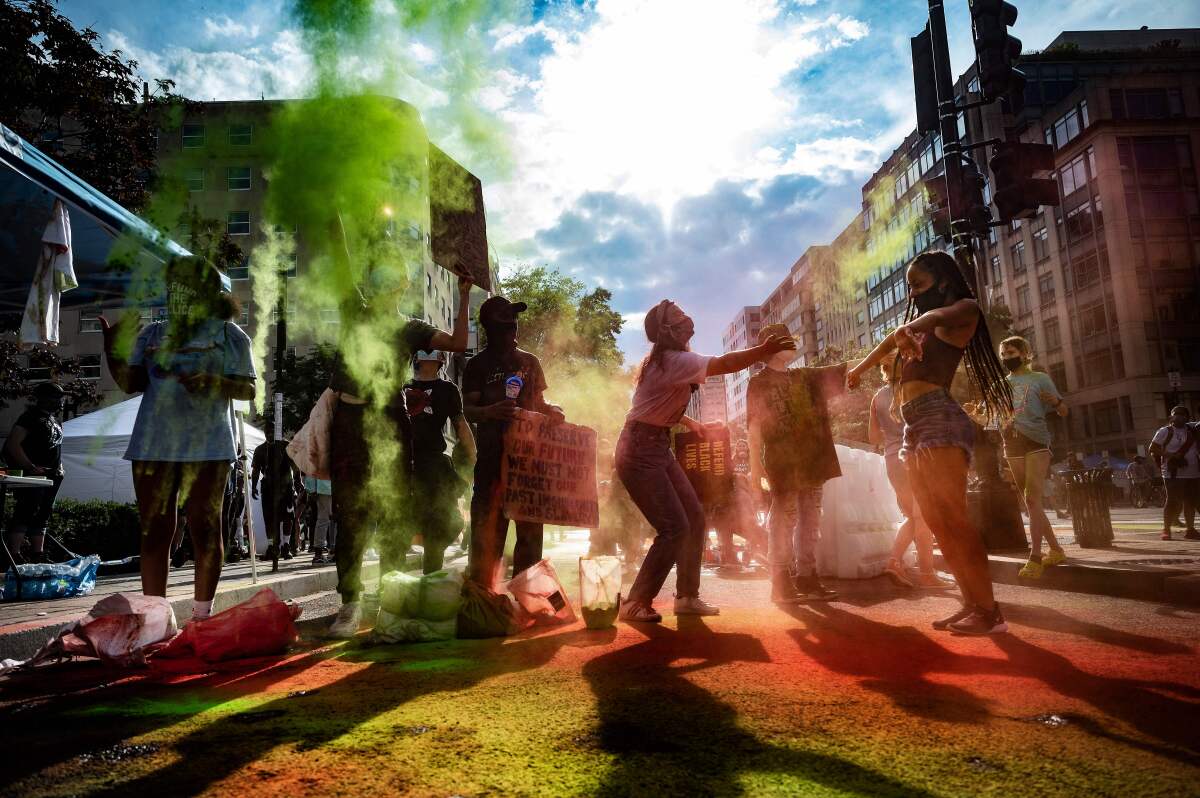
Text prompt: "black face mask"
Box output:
[[1002, 357, 1023, 373], [913, 283, 947, 315], [1172, 418, 1189, 428]]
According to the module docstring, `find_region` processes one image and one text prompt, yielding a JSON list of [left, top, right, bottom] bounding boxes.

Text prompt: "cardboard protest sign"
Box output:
[[502, 409, 599, 528], [674, 428, 734, 506], [428, 144, 491, 291]]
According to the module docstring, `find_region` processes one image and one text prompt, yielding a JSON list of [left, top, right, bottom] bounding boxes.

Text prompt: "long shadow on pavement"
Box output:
[[582, 616, 935, 797]]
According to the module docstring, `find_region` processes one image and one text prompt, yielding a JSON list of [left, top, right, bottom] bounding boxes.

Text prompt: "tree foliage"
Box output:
[[259, 343, 337, 436], [500, 266, 623, 369], [0, 0, 177, 210]]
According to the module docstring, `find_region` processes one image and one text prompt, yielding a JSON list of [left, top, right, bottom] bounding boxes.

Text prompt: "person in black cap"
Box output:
[[3, 382, 67, 564], [462, 295, 564, 587]]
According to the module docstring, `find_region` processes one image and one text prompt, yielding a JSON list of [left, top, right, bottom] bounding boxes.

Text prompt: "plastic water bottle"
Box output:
[[505, 375, 524, 399]]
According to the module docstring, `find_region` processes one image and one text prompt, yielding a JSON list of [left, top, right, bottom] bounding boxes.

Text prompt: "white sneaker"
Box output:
[[673, 596, 720, 616], [328, 601, 362, 639]]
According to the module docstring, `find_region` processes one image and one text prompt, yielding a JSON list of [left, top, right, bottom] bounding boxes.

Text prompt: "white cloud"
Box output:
[[203, 15, 261, 41], [485, 0, 871, 248]]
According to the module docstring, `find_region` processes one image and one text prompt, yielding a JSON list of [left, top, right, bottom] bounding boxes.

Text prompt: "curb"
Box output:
[[0, 562, 380, 662], [935, 552, 1198, 605]]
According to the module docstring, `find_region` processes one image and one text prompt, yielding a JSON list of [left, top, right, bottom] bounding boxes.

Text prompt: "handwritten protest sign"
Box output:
[[502, 410, 599, 528], [429, 144, 491, 291], [674, 428, 734, 506]]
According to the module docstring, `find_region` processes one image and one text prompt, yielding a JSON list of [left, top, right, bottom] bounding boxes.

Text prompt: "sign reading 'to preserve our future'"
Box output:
[[501, 409, 599, 528]]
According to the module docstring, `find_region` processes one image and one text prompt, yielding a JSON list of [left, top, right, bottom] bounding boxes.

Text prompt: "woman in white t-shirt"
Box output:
[[616, 300, 793, 623]]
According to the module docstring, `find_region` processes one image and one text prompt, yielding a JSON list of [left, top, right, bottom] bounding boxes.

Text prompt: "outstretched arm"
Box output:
[[706, 335, 794, 377]]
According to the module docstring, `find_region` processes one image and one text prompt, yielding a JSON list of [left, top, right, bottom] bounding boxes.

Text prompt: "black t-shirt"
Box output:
[[747, 363, 846, 488], [404, 378, 464, 460], [328, 318, 438, 409], [252, 440, 296, 492], [462, 346, 547, 468], [11, 408, 63, 470]]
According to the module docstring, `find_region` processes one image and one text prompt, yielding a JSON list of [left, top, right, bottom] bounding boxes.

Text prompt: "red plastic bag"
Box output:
[[155, 588, 300, 665]]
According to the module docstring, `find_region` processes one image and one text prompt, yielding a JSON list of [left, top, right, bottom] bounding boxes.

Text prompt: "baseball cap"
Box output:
[[415, 350, 445, 362], [479, 295, 527, 326], [758, 323, 793, 345]]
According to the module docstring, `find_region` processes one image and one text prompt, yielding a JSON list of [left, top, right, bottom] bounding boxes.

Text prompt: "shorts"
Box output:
[[1003, 429, 1050, 459], [12, 479, 63, 533], [900, 389, 975, 466], [884, 453, 915, 519]]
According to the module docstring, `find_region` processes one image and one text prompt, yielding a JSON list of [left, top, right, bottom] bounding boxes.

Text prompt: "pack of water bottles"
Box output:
[[817, 446, 901, 579], [2, 555, 101, 601]]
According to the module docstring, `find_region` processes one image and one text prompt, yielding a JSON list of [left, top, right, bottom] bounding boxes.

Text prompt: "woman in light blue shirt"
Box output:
[[101, 256, 256, 621], [999, 336, 1068, 579]]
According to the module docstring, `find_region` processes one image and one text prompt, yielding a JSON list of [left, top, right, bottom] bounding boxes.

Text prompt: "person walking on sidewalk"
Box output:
[[848, 251, 1013, 636], [616, 299, 794, 623], [463, 297, 563, 587], [99, 255, 256, 622], [251, 432, 301, 560], [3, 382, 66, 564], [304, 474, 335, 564], [870, 359, 954, 590], [1150, 406, 1199, 541], [997, 336, 1070, 578], [747, 323, 846, 604], [405, 349, 474, 573]]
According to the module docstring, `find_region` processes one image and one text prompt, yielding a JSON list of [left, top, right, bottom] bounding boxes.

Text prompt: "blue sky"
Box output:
[[58, 0, 1200, 356]]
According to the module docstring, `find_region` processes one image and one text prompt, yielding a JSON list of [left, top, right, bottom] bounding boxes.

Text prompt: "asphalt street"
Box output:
[[2, 563, 1197, 797]]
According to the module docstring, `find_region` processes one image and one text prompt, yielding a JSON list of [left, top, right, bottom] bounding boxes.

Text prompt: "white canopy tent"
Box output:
[[58, 397, 270, 550]]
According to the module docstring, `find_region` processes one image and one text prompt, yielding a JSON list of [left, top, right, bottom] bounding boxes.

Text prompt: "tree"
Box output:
[[0, 0, 177, 211], [259, 344, 337, 437], [0, 337, 99, 417]]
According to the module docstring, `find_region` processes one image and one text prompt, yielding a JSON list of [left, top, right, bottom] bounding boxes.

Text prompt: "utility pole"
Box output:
[[270, 271, 286, 573]]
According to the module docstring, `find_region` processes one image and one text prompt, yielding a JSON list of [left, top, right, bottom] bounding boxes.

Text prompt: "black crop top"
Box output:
[[899, 332, 964, 390]]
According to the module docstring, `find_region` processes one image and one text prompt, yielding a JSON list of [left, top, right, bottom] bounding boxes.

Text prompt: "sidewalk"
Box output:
[[945, 505, 1200, 605], [0, 554, 384, 662]]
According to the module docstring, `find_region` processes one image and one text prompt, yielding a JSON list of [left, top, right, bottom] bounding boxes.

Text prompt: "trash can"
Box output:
[[1066, 469, 1114, 548]]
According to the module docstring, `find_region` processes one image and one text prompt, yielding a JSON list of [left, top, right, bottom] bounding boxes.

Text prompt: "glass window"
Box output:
[[227, 211, 250, 236], [227, 258, 249, 280], [228, 123, 253, 145], [1016, 284, 1031, 315], [181, 123, 205, 148], [79, 354, 101, 381], [78, 310, 102, 333], [227, 166, 251, 191], [1011, 241, 1027, 275], [990, 255, 1002, 284], [1038, 272, 1055, 306], [186, 168, 204, 192], [1033, 227, 1049, 260], [1044, 317, 1061, 350]]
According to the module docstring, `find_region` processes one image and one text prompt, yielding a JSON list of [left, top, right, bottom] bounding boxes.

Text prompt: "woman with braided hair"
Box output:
[[848, 250, 1012, 635]]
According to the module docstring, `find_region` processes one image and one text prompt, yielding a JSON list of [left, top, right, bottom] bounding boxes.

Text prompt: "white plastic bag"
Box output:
[[506, 559, 575, 626], [579, 556, 621, 629], [371, 609, 456, 643]]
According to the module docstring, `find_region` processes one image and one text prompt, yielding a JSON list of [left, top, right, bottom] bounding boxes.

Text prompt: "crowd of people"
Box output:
[[4, 246, 1194, 641]]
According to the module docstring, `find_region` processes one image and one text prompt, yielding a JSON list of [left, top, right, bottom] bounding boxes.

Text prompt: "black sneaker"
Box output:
[[932, 605, 974, 630], [949, 603, 1008, 636], [311, 547, 330, 565], [794, 574, 838, 601], [281, 544, 295, 561], [1185, 529, 1200, 541], [771, 568, 802, 604]]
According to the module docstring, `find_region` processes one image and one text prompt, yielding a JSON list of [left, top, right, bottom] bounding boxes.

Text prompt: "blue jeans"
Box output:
[[615, 422, 704, 604], [767, 484, 823, 576]]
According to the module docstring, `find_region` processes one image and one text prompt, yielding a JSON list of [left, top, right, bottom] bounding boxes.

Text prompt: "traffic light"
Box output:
[[924, 157, 991, 238], [989, 141, 1059, 222], [911, 24, 939, 136], [969, 0, 1024, 112]]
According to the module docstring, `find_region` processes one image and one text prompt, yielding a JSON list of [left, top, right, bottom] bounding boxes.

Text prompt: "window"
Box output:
[[227, 258, 249, 280], [855, 310, 865, 325], [238, 304, 250, 326], [1059, 152, 1088, 196], [1065, 201, 1096, 242], [1079, 301, 1107, 337], [78, 310, 102, 333], [186, 168, 204, 192], [858, 333, 866, 347], [227, 211, 250, 236], [990, 255, 1002, 285], [226, 167, 251, 191], [1032, 226, 1049, 261], [1048, 362, 1068, 391], [1016, 284, 1031, 315], [79, 355, 101, 381], [1038, 273, 1055, 306], [1047, 101, 1087, 149], [1044, 317, 1061, 351], [1011, 241, 1027, 275], [181, 123, 205, 148], [228, 123, 253, 145], [320, 309, 340, 326]]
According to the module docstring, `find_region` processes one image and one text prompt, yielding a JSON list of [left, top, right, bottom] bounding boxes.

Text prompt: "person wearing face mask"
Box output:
[[997, 336, 1069, 578], [462, 296, 563, 588], [1149, 406, 1200, 541], [848, 251, 1013, 636], [99, 255, 255, 621], [3, 382, 67, 564], [615, 300, 794, 623], [747, 323, 850, 603]]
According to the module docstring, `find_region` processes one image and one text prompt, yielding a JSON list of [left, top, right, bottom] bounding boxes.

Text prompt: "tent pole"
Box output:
[[238, 411, 257, 584]]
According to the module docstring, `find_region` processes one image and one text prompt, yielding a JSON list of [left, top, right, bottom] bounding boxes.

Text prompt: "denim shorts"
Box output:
[[900, 389, 976, 466]]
